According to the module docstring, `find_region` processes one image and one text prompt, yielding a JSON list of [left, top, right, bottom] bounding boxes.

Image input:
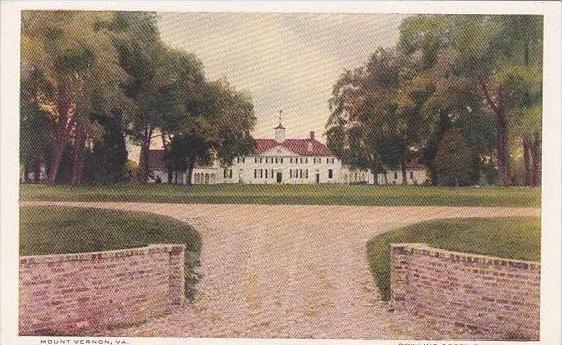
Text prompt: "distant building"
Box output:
[[147, 119, 428, 185]]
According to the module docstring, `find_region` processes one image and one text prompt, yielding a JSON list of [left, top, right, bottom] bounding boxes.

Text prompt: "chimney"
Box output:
[[309, 131, 315, 140]]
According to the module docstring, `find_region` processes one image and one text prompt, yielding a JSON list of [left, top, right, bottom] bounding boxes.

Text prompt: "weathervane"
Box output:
[[278, 109, 283, 127]]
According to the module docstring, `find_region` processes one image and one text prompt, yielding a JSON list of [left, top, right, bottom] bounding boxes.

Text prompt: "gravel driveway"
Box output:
[[22, 201, 539, 339]]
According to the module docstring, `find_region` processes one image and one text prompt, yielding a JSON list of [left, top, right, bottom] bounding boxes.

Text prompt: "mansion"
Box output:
[[147, 122, 427, 185]]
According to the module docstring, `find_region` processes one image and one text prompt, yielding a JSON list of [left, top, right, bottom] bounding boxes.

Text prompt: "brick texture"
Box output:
[[390, 243, 540, 340], [19, 244, 185, 335]]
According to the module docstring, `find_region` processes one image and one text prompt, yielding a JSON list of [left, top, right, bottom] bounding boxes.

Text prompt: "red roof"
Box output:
[[404, 158, 425, 170], [146, 136, 334, 170], [255, 139, 332, 156]]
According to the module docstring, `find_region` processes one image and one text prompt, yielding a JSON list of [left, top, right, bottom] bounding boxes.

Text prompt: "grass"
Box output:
[[20, 183, 541, 207], [366, 217, 541, 301], [20, 206, 202, 300]]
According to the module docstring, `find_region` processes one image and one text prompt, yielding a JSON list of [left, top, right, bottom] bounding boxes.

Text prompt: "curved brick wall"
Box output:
[[19, 244, 185, 335], [390, 243, 540, 340]]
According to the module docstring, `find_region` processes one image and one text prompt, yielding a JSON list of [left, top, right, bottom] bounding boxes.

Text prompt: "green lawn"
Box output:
[[366, 217, 541, 301], [20, 184, 541, 207], [20, 206, 202, 300]]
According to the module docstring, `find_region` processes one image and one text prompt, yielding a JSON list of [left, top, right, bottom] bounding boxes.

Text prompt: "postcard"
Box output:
[[1, 1, 561, 345]]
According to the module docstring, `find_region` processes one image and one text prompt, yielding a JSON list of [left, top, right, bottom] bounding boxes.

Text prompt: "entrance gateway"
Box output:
[[276, 171, 282, 183]]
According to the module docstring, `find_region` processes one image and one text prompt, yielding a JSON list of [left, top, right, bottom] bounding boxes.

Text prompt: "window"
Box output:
[[394, 172, 398, 179], [224, 169, 227, 178], [229, 170, 233, 179], [410, 171, 413, 179], [271, 169, 274, 178], [305, 158, 308, 164], [255, 157, 258, 163], [281, 158, 284, 164], [265, 170, 268, 178], [254, 169, 257, 178], [242, 157, 245, 164], [305, 169, 309, 178], [290, 169, 293, 178], [328, 169, 333, 179]]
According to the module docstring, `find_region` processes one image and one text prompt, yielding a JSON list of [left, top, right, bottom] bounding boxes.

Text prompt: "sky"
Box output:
[[156, 12, 407, 143]]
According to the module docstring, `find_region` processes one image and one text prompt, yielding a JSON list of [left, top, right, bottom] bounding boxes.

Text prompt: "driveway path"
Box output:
[[23, 201, 539, 339]]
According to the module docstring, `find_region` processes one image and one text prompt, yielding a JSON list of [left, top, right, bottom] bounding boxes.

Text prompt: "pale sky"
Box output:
[[157, 12, 407, 143]]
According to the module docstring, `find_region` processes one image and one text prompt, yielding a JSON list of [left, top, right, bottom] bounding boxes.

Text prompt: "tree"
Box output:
[[20, 70, 56, 182], [166, 79, 256, 184], [397, 15, 543, 186], [433, 128, 472, 186], [83, 111, 129, 184], [21, 11, 134, 185], [111, 12, 170, 183], [327, 47, 430, 184], [495, 15, 543, 186]]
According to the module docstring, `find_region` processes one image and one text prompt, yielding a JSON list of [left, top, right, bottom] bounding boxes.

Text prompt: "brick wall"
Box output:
[[19, 244, 185, 335], [390, 243, 540, 340]]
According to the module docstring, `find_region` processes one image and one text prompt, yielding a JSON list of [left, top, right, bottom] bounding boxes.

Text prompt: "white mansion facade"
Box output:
[[147, 122, 427, 185]]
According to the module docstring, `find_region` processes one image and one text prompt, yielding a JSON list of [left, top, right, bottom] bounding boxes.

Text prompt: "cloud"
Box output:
[[157, 12, 407, 142]]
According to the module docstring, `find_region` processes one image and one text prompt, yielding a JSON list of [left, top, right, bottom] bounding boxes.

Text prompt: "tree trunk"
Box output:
[[71, 118, 87, 185], [523, 136, 533, 186], [531, 137, 541, 186], [136, 126, 152, 183], [162, 131, 173, 184], [167, 170, 173, 184], [496, 114, 510, 186], [46, 84, 73, 184], [186, 156, 195, 185], [33, 154, 44, 183], [161, 131, 168, 151], [477, 78, 511, 186], [22, 164, 28, 183], [401, 161, 408, 185]]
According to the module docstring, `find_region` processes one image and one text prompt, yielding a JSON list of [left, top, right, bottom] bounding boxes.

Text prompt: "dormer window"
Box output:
[[307, 142, 313, 152]]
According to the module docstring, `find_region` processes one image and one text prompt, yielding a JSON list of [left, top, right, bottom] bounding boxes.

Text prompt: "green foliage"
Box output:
[[366, 217, 541, 300], [20, 10, 256, 185], [330, 14, 543, 186], [83, 112, 129, 184], [432, 128, 472, 186], [326, 48, 417, 174]]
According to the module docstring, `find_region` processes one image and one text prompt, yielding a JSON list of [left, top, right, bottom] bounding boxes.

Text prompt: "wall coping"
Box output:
[[20, 243, 186, 264], [391, 243, 540, 271]]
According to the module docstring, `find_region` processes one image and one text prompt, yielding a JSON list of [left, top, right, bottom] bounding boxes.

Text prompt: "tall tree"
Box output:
[[20, 69, 56, 182], [495, 15, 543, 186], [433, 128, 472, 186], [111, 12, 167, 183], [327, 48, 425, 183], [167, 79, 256, 184], [397, 14, 542, 186], [21, 11, 133, 184]]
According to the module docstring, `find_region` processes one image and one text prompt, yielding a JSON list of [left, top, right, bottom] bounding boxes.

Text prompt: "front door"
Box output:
[[276, 172, 282, 183], [315, 173, 320, 184]]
